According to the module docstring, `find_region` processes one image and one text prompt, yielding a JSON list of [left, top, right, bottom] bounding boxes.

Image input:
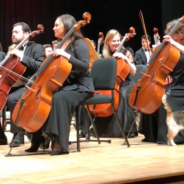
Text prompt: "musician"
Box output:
[[139, 19, 184, 144], [43, 44, 53, 57], [135, 35, 152, 65], [52, 40, 59, 50], [24, 14, 94, 155], [121, 47, 136, 64], [81, 29, 138, 138], [7, 22, 45, 147]]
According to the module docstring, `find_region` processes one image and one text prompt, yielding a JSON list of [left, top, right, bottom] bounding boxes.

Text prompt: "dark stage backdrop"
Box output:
[[0, 0, 183, 53]]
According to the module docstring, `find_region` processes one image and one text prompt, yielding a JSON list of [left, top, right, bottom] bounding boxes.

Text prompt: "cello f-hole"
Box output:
[[35, 86, 41, 100]]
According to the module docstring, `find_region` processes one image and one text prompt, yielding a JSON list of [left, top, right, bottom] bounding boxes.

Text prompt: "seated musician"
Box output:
[[23, 14, 94, 155], [139, 19, 184, 144], [81, 29, 138, 138], [43, 44, 53, 57], [7, 22, 45, 147]]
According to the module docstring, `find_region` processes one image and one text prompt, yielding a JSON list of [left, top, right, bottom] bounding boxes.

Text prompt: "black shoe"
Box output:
[[39, 136, 50, 150], [127, 132, 138, 138], [89, 128, 95, 137], [50, 149, 68, 156], [79, 131, 86, 138], [0, 136, 7, 145], [142, 138, 150, 142], [10, 133, 24, 147], [25, 135, 45, 152]]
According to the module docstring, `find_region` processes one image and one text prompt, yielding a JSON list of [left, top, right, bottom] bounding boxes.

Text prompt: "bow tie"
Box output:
[[19, 46, 24, 51], [144, 49, 150, 52], [19, 42, 29, 51]]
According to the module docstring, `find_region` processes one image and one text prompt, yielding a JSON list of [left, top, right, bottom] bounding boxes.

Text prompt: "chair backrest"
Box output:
[[91, 58, 117, 90], [129, 64, 147, 83]]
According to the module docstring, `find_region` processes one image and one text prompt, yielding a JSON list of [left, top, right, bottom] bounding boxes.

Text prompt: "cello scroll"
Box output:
[[75, 12, 91, 30]]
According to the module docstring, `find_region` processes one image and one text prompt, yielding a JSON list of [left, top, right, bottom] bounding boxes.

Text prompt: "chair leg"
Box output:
[[86, 106, 101, 144], [75, 106, 81, 152], [111, 105, 130, 147]]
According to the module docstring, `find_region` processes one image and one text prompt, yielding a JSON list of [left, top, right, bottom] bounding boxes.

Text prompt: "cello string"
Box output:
[[0, 65, 31, 82]]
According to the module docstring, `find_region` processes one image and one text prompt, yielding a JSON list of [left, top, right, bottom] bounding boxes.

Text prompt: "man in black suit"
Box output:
[[135, 35, 152, 65], [3, 22, 45, 147]]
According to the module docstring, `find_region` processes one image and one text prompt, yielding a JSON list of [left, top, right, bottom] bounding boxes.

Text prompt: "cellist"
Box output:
[[80, 29, 137, 138], [139, 19, 184, 145], [7, 22, 45, 147], [23, 14, 94, 155]]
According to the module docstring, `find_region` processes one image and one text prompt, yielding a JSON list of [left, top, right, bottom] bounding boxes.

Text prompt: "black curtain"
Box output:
[[0, 0, 183, 53]]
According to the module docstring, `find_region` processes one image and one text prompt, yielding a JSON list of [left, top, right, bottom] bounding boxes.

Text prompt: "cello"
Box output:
[[129, 16, 184, 114], [153, 27, 172, 85], [83, 38, 100, 70], [0, 25, 44, 111], [12, 12, 91, 132], [88, 27, 136, 117]]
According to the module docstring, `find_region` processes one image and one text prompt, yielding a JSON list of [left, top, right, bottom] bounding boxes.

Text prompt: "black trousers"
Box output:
[[43, 90, 93, 152], [6, 86, 25, 134], [0, 122, 7, 141]]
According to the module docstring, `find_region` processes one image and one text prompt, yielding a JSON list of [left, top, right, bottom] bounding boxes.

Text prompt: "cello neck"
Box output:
[[115, 36, 127, 53], [97, 41, 100, 55]]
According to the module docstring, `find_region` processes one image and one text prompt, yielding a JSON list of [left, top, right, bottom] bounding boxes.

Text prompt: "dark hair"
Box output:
[[56, 14, 83, 44], [13, 22, 31, 33], [43, 44, 52, 49], [165, 19, 184, 35], [52, 40, 59, 44], [141, 35, 151, 42], [121, 47, 134, 56]]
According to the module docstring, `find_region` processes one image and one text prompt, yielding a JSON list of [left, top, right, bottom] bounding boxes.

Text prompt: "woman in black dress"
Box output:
[[139, 19, 184, 144], [25, 14, 94, 155], [82, 29, 138, 138]]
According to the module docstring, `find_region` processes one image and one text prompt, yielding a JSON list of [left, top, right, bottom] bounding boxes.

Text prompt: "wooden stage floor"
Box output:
[[1, 127, 184, 184]]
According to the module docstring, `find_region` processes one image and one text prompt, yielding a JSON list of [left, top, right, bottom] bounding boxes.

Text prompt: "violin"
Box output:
[[0, 25, 43, 111], [129, 16, 184, 114], [88, 27, 136, 117], [97, 32, 104, 55], [12, 12, 91, 132]]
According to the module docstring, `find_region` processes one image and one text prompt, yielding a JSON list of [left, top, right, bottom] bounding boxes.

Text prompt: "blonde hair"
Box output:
[[165, 19, 184, 35], [102, 29, 121, 58]]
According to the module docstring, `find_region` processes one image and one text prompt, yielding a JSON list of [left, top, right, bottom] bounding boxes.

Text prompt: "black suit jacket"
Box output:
[[0, 51, 5, 61], [62, 39, 94, 93], [135, 48, 148, 65], [21, 42, 45, 79]]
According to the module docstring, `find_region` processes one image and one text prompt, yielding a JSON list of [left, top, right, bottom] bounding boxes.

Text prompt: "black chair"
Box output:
[[71, 57, 130, 151]]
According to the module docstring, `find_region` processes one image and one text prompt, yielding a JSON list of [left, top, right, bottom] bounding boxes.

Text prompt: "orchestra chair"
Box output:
[[70, 57, 130, 151]]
